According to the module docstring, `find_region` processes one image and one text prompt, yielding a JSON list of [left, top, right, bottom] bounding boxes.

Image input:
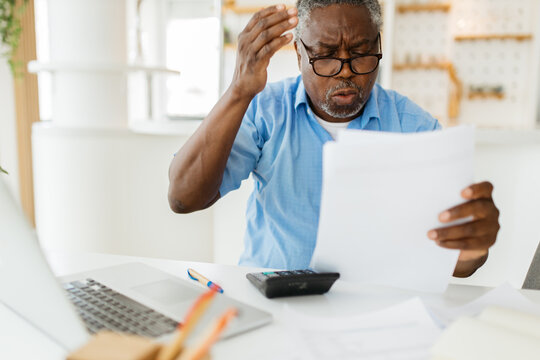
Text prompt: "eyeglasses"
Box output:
[[299, 33, 383, 77]]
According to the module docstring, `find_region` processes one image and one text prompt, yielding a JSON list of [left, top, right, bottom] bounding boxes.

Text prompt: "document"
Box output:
[[281, 298, 442, 360], [430, 283, 540, 326], [432, 305, 540, 360], [311, 126, 474, 293]]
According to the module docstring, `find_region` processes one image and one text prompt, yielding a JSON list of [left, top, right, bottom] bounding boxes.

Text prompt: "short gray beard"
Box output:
[[320, 80, 366, 119]]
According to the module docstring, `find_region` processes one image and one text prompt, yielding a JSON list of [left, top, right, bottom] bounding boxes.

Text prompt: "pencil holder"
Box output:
[[66, 331, 211, 360]]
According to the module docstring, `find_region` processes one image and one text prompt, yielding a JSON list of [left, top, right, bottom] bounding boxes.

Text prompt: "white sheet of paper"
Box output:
[[281, 298, 442, 360], [431, 283, 540, 326], [311, 126, 474, 293]]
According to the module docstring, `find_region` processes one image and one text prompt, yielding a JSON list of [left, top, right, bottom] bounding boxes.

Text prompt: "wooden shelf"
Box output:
[[393, 61, 463, 120], [393, 61, 452, 71], [468, 92, 505, 100], [396, 3, 451, 13], [455, 34, 533, 42]]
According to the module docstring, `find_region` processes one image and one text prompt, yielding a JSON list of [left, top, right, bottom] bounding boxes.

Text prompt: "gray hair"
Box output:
[[294, 0, 383, 40]]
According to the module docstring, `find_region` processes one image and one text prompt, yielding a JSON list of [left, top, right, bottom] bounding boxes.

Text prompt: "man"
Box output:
[[168, 0, 500, 277]]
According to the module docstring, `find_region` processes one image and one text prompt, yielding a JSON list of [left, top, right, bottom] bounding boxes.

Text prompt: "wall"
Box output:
[[32, 125, 214, 262], [0, 58, 20, 203]]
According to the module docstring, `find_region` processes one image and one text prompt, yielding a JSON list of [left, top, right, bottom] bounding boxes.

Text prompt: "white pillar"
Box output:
[[47, 0, 128, 128]]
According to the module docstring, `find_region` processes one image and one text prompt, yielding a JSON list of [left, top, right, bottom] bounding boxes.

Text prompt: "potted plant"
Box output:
[[1, 0, 28, 174], [0, 0, 28, 75]]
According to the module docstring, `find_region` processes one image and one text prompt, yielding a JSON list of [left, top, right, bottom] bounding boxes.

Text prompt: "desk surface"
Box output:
[[4, 250, 540, 360]]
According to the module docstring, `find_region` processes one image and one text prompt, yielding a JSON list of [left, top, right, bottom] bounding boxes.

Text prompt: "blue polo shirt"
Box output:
[[219, 75, 441, 269]]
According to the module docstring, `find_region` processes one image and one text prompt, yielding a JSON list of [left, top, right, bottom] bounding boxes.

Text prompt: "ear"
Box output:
[[294, 40, 302, 71]]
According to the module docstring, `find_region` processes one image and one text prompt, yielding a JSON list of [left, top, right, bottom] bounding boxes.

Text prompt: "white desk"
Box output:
[[4, 250, 540, 360]]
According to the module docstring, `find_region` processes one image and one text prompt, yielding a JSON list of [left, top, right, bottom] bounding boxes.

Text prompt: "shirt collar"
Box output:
[[294, 75, 308, 109], [295, 76, 381, 127], [358, 84, 381, 123]]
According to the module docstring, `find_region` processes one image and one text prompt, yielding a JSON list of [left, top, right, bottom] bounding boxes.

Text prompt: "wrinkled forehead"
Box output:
[[301, 4, 378, 45]]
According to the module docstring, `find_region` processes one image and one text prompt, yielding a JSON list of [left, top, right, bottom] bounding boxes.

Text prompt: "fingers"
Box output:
[[230, 5, 297, 98], [240, 6, 297, 54], [428, 195, 500, 257], [256, 33, 294, 62], [428, 219, 499, 241], [439, 198, 499, 222], [435, 237, 495, 251], [461, 181, 494, 200], [244, 4, 286, 33], [252, 12, 297, 57], [430, 182, 498, 275]]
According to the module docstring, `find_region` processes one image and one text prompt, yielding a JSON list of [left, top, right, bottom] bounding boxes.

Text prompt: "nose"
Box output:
[[336, 59, 354, 78]]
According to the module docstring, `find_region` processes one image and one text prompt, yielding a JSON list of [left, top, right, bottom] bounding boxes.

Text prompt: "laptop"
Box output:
[[0, 179, 271, 352]]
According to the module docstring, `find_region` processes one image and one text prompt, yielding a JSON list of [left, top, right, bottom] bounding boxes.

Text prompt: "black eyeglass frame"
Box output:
[[299, 33, 383, 77]]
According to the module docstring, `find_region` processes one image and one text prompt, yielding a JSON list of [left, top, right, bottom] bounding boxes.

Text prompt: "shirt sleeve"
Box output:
[[398, 96, 442, 132], [219, 99, 264, 197]]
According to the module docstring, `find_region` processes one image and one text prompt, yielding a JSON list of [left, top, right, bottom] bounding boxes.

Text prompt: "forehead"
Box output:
[[302, 4, 378, 44]]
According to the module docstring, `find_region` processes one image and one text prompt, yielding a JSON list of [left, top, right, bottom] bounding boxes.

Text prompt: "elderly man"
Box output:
[[168, 0, 500, 277]]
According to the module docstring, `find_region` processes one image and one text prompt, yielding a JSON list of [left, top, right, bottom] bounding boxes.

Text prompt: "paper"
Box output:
[[430, 283, 540, 326], [311, 126, 474, 293], [432, 305, 540, 360], [432, 316, 540, 360], [281, 298, 442, 360]]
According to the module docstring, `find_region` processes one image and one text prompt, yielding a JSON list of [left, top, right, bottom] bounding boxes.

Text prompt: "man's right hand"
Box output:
[[230, 5, 298, 99]]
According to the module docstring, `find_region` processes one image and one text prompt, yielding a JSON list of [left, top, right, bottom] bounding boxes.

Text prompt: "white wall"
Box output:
[[0, 58, 20, 203], [33, 125, 214, 262]]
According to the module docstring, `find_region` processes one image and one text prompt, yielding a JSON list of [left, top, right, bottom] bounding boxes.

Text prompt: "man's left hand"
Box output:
[[427, 181, 500, 277]]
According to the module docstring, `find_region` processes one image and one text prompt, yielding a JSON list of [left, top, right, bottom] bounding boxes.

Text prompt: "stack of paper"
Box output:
[[431, 283, 540, 326], [432, 306, 540, 360], [281, 298, 442, 360], [311, 126, 475, 293], [273, 285, 540, 360]]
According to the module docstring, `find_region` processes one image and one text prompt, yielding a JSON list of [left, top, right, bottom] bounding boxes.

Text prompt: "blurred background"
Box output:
[[0, 0, 539, 288]]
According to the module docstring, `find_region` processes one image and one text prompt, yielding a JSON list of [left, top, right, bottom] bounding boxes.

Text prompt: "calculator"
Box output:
[[246, 270, 340, 298]]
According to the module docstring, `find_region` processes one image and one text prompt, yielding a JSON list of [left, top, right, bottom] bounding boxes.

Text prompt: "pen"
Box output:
[[178, 308, 238, 360], [188, 268, 224, 293], [156, 290, 216, 360]]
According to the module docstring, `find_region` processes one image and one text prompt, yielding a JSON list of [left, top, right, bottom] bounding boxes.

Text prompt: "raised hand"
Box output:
[[230, 5, 298, 99]]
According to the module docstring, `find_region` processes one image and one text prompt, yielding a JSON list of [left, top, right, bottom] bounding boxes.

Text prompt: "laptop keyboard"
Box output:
[[63, 278, 179, 337]]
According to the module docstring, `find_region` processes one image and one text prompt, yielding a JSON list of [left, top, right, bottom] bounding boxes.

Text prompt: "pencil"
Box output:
[[178, 308, 238, 360], [156, 290, 216, 360]]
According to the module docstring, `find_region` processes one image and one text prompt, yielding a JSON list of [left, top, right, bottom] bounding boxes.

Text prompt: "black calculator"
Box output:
[[246, 270, 340, 298]]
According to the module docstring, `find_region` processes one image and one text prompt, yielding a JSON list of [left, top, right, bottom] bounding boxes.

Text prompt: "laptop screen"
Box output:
[[0, 179, 89, 351]]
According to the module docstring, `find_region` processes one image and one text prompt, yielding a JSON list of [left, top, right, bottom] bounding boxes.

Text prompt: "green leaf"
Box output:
[[0, 0, 29, 76], [0, 165, 8, 175]]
